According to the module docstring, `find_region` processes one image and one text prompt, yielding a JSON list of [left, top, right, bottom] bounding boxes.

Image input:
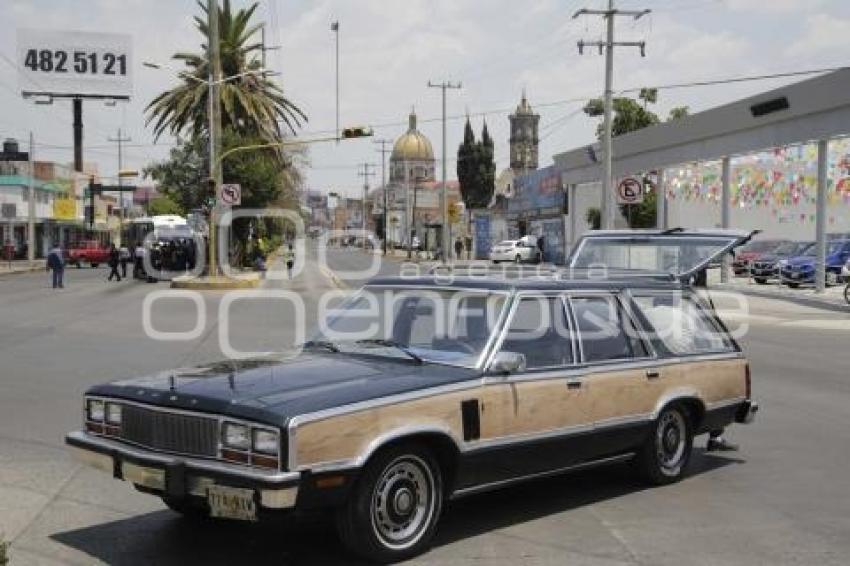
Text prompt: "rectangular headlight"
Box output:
[[252, 429, 279, 456], [106, 403, 122, 425], [222, 422, 251, 451], [87, 399, 105, 422]]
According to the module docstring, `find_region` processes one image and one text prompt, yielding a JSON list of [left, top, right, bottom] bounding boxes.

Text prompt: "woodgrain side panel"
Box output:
[[294, 357, 746, 469]]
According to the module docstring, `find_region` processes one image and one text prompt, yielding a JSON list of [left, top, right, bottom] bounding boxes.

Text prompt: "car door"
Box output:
[[467, 293, 592, 485], [567, 292, 659, 456]]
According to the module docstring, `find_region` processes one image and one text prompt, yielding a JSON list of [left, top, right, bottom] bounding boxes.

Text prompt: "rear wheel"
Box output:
[[636, 405, 693, 485], [336, 444, 443, 563], [514, 254, 522, 263], [787, 282, 800, 288], [90, 263, 99, 268], [754, 278, 767, 285]]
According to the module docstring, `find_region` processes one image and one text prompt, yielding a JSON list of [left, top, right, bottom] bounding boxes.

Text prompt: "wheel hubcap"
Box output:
[[371, 455, 436, 550], [656, 411, 687, 474]]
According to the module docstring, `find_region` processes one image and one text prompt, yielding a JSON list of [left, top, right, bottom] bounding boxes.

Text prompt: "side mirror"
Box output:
[[487, 351, 526, 376]]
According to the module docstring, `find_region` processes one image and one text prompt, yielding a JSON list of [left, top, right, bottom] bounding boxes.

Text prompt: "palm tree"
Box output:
[[146, 0, 306, 143]]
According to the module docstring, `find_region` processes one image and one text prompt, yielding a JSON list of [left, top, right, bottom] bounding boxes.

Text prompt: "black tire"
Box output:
[[492, 260, 500, 264], [787, 282, 800, 289], [161, 495, 209, 520], [90, 263, 98, 268], [514, 254, 522, 264], [635, 405, 693, 485], [754, 278, 767, 285], [336, 443, 443, 563], [844, 284, 850, 305], [75, 261, 82, 269]]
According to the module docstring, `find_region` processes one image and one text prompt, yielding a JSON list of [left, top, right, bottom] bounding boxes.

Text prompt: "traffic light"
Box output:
[[341, 126, 373, 139]]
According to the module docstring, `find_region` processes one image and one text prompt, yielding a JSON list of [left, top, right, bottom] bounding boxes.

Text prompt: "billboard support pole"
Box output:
[[73, 98, 83, 173]]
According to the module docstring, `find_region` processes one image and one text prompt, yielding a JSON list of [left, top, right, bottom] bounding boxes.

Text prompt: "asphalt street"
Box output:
[[1, 246, 849, 565]]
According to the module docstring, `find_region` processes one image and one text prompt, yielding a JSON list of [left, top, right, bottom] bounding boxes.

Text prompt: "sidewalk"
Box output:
[[0, 260, 42, 277], [715, 274, 849, 313]]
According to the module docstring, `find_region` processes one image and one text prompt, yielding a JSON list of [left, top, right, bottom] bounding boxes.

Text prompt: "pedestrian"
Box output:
[[133, 241, 145, 279], [46, 241, 65, 289], [454, 238, 463, 261], [107, 244, 121, 282], [119, 244, 130, 278], [284, 243, 295, 279]]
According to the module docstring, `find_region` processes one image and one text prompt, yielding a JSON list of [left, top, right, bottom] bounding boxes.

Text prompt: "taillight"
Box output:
[[745, 363, 751, 399]]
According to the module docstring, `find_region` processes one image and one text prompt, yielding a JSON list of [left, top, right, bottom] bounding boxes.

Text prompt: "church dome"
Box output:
[[391, 110, 434, 162]]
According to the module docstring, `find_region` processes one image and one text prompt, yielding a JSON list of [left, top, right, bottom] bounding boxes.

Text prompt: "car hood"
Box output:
[[754, 253, 781, 263], [86, 354, 480, 426]]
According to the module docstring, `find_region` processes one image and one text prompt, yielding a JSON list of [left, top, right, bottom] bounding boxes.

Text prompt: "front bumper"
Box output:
[[65, 431, 300, 509]]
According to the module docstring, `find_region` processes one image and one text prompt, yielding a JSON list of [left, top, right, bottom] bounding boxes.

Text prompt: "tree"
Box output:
[[143, 136, 209, 213], [583, 96, 660, 139], [146, 0, 306, 144], [668, 105, 690, 121], [147, 195, 184, 216], [585, 207, 601, 230], [638, 87, 658, 109], [456, 118, 496, 209]]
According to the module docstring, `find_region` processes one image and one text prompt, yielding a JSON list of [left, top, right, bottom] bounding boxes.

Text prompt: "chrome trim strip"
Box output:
[[67, 431, 300, 484], [450, 453, 636, 499]]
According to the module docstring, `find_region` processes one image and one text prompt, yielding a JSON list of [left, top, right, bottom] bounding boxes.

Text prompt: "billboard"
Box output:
[[17, 29, 133, 98], [507, 165, 566, 220]]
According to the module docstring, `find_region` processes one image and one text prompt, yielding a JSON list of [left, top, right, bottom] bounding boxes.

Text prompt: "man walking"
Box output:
[[119, 244, 130, 278], [107, 244, 122, 282], [46, 242, 65, 289], [454, 238, 463, 261]]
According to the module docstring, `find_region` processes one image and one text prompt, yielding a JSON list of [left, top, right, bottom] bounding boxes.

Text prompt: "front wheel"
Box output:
[[844, 283, 850, 305], [635, 405, 693, 485], [336, 444, 443, 563], [90, 263, 99, 268], [514, 254, 522, 264], [754, 278, 767, 285]]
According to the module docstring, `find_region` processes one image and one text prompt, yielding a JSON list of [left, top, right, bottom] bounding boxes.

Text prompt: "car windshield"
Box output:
[[773, 241, 803, 255], [570, 235, 740, 276], [310, 287, 508, 367]]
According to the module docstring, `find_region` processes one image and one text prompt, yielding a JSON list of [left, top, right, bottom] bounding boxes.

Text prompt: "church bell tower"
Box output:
[[509, 89, 540, 173]]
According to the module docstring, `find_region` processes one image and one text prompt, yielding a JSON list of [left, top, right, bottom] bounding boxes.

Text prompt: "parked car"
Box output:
[[731, 239, 789, 275], [489, 239, 541, 263], [779, 239, 850, 287], [66, 240, 111, 268], [750, 241, 813, 284], [67, 229, 757, 563]]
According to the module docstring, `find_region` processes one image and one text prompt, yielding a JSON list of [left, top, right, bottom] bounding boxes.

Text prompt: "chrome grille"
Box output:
[[120, 404, 218, 457]]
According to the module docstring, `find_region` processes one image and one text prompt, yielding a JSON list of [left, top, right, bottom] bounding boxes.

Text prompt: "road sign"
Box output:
[[616, 177, 644, 204], [17, 29, 133, 99], [218, 183, 241, 206]]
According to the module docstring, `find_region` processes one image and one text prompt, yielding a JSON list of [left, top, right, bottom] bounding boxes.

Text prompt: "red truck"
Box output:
[[66, 240, 111, 268]]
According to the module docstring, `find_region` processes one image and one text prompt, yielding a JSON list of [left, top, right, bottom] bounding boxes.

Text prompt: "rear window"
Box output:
[[632, 293, 734, 355], [571, 296, 649, 362]]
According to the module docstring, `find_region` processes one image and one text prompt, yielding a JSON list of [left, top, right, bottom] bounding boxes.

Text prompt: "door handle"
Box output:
[[566, 380, 582, 390], [646, 369, 661, 379]]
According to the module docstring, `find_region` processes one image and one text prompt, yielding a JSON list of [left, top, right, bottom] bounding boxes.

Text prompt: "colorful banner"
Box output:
[[663, 138, 850, 224]]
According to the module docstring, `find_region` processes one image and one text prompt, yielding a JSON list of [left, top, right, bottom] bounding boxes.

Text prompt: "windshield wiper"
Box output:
[[355, 339, 423, 364], [302, 340, 340, 353]]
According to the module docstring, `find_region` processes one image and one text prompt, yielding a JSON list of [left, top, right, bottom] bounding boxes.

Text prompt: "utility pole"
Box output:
[[260, 24, 281, 77], [27, 132, 35, 264], [574, 1, 649, 230], [357, 163, 376, 250], [374, 139, 392, 255], [107, 128, 131, 245], [331, 21, 340, 142], [427, 80, 461, 262], [208, 0, 223, 277]]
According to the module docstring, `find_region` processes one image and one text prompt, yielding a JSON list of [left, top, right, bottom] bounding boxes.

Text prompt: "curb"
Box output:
[[718, 286, 850, 313], [0, 266, 42, 278]]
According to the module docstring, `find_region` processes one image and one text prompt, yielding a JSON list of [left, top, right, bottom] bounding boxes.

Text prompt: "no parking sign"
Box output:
[[616, 177, 644, 204], [218, 183, 241, 206]]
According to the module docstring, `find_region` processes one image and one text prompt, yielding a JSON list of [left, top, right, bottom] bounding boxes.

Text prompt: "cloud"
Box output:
[[785, 13, 850, 57]]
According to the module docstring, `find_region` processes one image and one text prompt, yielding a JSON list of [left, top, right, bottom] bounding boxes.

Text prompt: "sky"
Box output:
[[2, 0, 850, 198]]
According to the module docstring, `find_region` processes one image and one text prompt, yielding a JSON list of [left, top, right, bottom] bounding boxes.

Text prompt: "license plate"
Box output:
[[207, 485, 257, 521]]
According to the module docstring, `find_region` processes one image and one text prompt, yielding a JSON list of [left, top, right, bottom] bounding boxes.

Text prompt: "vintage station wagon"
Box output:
[[67, 230, 758, 562]]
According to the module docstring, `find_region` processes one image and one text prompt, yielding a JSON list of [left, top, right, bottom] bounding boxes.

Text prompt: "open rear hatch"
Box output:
[[567, 228, 758, 284]]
